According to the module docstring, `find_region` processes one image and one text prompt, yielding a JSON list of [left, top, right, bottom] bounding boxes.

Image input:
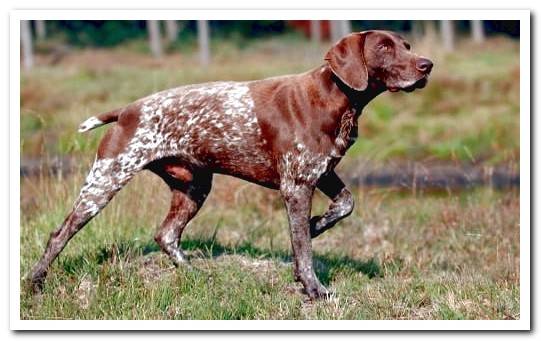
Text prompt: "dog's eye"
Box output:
[[404, 42, 411, 50]]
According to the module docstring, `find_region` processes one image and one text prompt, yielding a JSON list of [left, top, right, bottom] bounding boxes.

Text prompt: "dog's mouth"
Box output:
[[388, 76, 429, 93]]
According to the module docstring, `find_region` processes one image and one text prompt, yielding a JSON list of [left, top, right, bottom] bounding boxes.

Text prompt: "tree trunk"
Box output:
[[165, 20, 179, 43], [21, 20, 34, 71], [310, 20, 321, 43], [35, 20, 46, 40], [197, 20, 210, 66], [147, 20, 162, 58], [330, 20, 351, 42], [471, 20, 485, 43], [440, 20, 454, 52], [330, 21, 341, 43], [339, 20, 351, 36]]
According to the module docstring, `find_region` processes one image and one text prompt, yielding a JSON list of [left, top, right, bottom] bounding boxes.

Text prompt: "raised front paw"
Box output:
[[309, 215, 324, 238]]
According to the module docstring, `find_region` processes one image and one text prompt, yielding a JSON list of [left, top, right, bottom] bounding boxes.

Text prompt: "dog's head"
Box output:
[[325, 30, 433, 93]]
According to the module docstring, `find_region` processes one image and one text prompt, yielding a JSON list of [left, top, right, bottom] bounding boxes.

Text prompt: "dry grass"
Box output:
[[20, 167, 519, 320]]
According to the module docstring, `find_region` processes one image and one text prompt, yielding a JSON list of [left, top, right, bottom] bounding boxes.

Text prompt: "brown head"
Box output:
[[325, 30, 433, 93]]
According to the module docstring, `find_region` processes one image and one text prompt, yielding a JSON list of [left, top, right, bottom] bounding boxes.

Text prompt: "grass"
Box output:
[[20, 168, 519, 320], [20, 34, 520, 320]]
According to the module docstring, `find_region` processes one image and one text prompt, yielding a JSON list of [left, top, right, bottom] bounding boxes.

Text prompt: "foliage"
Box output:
[[51, 20, 147, 47], [40, 20, 520, 48]]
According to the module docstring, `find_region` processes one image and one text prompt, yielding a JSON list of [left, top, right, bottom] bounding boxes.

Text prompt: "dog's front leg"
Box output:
[[280, 181, 330, 299], [310, 171, 355, 238]]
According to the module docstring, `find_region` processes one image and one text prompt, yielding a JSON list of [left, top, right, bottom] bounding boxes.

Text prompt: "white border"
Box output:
[[10, 9, 531, 331]]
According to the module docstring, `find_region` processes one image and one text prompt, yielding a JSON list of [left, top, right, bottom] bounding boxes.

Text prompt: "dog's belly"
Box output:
[[209, 144, 280, 189]]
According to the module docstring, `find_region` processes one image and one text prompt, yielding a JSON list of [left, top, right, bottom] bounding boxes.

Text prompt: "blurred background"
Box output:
[[20, 20, 521, 320]]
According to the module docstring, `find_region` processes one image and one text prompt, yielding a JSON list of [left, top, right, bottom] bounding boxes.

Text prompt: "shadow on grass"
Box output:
[[60, 237, 381, 286]]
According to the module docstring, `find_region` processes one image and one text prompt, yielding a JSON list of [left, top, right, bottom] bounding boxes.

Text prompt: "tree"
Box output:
[[147, 20, 162, 58], [330, 21, 339, 43], [310, 20, 321, 44], [197, 20, 210, 66], [440, 20, 454, 52], [471, 20, 485, 43], [21, 20, 34, 71], [35, 20, 46, 40], [330, 20, 351, 43], [339, 20, 352, 37], [165, 20, 179, 44]]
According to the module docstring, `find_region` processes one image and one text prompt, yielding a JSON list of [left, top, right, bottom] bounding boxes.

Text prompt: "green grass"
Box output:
[[20, 170, 519, 320]]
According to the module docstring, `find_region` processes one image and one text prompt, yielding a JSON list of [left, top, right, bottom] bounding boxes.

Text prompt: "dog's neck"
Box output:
[[330, 71, 386, 113], [304, 65, 386, 157], [310, 64, 386, 117]]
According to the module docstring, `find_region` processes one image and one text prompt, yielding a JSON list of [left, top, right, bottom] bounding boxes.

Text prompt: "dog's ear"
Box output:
[[324, 32, 369, 91]]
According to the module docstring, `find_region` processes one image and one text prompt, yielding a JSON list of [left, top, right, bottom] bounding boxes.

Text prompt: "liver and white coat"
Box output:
[[30, 30, 433, 299]]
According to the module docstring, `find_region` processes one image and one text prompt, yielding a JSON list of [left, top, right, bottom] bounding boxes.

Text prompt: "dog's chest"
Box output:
[[278, 108, 360, 186], [333, 108, 359, 156]]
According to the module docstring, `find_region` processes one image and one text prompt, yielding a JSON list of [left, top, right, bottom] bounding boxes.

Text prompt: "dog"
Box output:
[[30, 30, 433, 299]]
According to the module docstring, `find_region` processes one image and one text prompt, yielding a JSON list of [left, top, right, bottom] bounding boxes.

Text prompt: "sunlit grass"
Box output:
[[20, 169, 519, 319]]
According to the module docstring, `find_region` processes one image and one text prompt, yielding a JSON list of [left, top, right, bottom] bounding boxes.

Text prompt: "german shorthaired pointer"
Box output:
[[30, 30, 433, 299]]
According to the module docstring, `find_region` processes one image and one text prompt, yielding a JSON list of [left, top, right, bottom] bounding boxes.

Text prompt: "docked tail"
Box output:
[[78, 109, 121, 133]]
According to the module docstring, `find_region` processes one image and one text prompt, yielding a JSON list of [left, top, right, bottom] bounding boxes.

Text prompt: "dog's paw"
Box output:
[[309, 215, 323, 237], [27, 271, 46, 295], [304, 284, 332, 301]]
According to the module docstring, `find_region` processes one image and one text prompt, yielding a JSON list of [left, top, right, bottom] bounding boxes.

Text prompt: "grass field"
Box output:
[[20, 170, 519, 320], [20, 34, 520, 320]]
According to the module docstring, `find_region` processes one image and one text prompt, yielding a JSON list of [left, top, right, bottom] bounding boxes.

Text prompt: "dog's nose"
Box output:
[[416, 58, 434, 74]]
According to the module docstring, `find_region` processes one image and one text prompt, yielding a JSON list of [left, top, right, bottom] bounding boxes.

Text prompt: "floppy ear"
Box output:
[[324, 32, 369, 91]]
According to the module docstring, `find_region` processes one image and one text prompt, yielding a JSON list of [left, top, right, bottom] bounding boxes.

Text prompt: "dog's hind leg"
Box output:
[[310, 170, 355, 239], [149, 162, 212, 266], [30, 106, 162, 292], [30, 151, 145, 292], [29, 155, 141, 292]]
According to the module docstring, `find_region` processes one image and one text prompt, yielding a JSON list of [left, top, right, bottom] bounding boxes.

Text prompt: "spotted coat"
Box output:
[[30, 30, 433, 300]]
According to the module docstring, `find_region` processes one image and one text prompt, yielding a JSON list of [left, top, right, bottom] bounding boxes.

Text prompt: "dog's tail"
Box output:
[[78, 109, 121, 133]]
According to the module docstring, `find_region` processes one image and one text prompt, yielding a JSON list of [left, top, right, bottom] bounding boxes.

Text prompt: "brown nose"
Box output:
[[416, 58, 434, 74]]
